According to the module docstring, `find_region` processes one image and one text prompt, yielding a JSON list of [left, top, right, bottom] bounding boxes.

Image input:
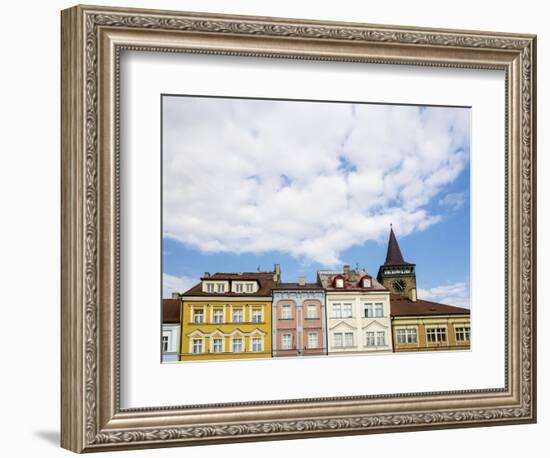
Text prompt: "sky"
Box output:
[[162, 95, 471, 308]]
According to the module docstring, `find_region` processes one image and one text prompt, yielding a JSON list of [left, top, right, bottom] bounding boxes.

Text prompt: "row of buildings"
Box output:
[[162, 228, 471, 362]]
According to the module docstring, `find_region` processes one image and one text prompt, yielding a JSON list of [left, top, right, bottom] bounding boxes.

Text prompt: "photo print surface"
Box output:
[[161, 95, 471, 363]]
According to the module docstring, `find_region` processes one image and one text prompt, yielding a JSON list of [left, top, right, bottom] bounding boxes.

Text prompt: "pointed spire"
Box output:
[[384, 226, 408, 266]]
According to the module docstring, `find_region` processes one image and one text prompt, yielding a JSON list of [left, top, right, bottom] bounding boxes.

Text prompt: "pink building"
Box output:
[[271, 278, 327, 357]]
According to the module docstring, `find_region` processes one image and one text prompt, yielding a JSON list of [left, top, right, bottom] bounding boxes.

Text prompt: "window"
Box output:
[[212, 338, 223, 353], [281, 304, 292, 319], [251, 337, 263, 352], [206, 283, 215, 293], [232, 309, 243, 323], [365, 331, 375, 347], [376, 331, 386, 346], [427, 327, 447, 343], [251, 309, 262, 323], [365, 303, 383, 318], [306, 304, 318, 319], [162, 335, 169, 352], [213, 309, 224, 323], [232, 338, 243, 353], [335, 278, 344, 288], [455, 326, 471, 341], [396, 328, 417, 344], [362, 277, 371, 288], [333, 303, 352, 318], [334, 332, 354, 347], [333, 332, 343, 347], [364, 303, 373, 318], [342, 303, 352, 318], [307, 332, 318, 349], [281, 334, 293, 350], [193, 309, 204, 323], [216, 283, 225, 293], [235, 282, 255, 293], [344, 332, 354, 347], [192, 339, 203, 354]]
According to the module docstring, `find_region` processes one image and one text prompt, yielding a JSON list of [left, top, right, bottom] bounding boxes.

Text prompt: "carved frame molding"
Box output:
[[61, 4, 536, 453]]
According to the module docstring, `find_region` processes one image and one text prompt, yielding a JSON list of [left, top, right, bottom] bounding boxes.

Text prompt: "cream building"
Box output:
[[318, 266, 393, 355]]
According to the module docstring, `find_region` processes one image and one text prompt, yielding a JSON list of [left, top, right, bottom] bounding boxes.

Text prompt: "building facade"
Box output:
[[377, 227, 471, 352], [166, 227, 471, 360], [390, 294, 471, 351], [178, 267, 279, 361], [318, 266, 393, 355], [162, 297, 181, 362], [271, 278, 327, 357]]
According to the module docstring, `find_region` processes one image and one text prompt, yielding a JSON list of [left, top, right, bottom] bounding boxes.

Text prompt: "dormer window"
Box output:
[[362, 277, 372, 288], [335, 278, 344, 288], [232, 281, 258, 294], [202, 281, 228, 293]]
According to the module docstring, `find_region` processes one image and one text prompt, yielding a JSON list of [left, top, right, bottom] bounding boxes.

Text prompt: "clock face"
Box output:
[[393, 280, 406, 292]]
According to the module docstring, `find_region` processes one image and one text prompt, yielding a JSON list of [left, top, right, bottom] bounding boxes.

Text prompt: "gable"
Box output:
[[329, 320, 358, 331], [362, 320, 389, 330]]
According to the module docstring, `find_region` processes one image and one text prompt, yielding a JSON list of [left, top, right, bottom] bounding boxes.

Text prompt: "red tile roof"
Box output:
[[390, 293, 470, 316], [272, 282, 324, 290], [317, 270, 387, 292], [162, 299, 180, 323], [182, 271, 277, 297], [200, 272, 266, 280]]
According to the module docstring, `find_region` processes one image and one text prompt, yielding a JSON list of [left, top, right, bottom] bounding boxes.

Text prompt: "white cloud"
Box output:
[[418, 282, 470, 308], [163, 98, 469, 266], [439, 191, 467, 211], [162, 273, 198, 298]]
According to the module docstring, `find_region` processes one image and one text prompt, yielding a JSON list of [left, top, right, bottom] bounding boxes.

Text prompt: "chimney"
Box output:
[[409, 287, 417, 302], [274, 263, 281, 283], [203, 272, 210, 278], [343, 264, 351, 280], [171, 292, 180, 300], [298, 276, 306, 286]]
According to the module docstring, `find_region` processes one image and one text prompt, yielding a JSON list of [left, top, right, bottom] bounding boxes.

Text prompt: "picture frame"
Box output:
[[61, 4, 536, 453]]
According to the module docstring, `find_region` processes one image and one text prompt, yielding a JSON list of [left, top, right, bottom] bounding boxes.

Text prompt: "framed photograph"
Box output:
[[61, 4, 537, 453]]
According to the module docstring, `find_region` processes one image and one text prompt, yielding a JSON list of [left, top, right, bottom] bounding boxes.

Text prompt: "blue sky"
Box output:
[[162, 96, 470, 307]]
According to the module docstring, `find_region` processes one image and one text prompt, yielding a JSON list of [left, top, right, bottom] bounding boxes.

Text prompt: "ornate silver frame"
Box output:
[[61, 4, 537, 453]]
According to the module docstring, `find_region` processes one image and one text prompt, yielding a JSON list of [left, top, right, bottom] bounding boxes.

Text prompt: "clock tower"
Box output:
[[377, 226, 417, 297]]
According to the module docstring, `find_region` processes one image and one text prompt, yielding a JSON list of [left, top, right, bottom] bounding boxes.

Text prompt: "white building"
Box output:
[[162, 297, 181, 362], [318, 266, 393, 355]]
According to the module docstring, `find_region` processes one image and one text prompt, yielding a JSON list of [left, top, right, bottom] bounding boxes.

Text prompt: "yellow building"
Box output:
[[390, 293, 470, 352], [377, 227, 470, 352], [178, 268, 279, 361]]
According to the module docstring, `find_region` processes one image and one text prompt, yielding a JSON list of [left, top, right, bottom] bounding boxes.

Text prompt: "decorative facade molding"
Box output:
[[273, 291, 325, 301]]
